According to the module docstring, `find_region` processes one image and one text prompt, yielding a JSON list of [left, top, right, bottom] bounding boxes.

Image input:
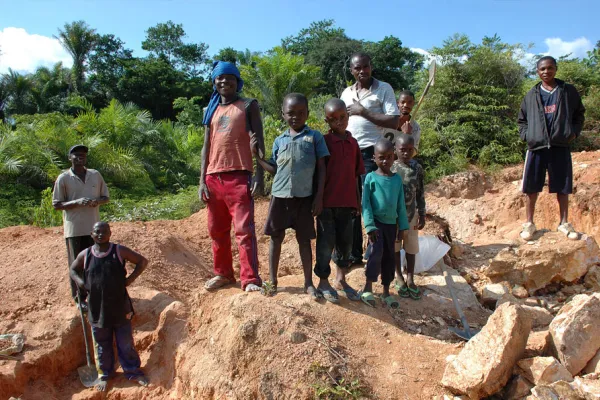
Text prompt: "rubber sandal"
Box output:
[[321, 289, 340, 304], [359, 291, 377, 308], [340, 286, 360, 301], [306, 286, 323, 301], [381, 295, 401, 309], [408, 285, 421, 300], [204, 276, 234, 291], [395, 280, 410, 298], [136, 376, 149, 387]]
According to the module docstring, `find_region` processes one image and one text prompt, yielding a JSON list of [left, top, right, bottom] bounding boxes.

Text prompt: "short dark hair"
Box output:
[[537, 56, 557, 68], [395, 133, 415, 146], [324, 98, 346, 113], [374, 138, 394, 153], [283, 92, 309, 108], [398, 90, 415, 100], [350, 52, 371, 66]]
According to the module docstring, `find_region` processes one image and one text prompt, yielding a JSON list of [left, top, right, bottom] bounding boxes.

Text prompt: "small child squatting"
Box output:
[[69, 221, 149, 392], [360, 139, 409, 308], [255, 93, 329, 300], [313, 98, 365, 303], [391, 134, 426, 300]]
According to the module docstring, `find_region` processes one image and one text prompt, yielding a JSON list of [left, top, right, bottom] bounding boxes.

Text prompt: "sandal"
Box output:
[[381, 295, 401, 309], [359, 291, 377, 308], [395, 280, 410, 298], [136, 375, 149, 387], [306, 286, 323, 301], [408, 285, 421, 300], [321, 289, 340, 304], [204, 276, 234, 291], [340, 286, 360, 301]]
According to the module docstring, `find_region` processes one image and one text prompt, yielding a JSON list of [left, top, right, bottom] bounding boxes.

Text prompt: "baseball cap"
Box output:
[[68, 144, 88, 155]]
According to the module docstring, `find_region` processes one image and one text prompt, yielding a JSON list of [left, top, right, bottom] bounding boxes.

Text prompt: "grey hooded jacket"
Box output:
[[518, 79, 585, 151]]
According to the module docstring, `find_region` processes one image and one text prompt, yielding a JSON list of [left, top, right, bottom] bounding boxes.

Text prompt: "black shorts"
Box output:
[[522, 147, 572, 194], [264, 196, 316, 240]]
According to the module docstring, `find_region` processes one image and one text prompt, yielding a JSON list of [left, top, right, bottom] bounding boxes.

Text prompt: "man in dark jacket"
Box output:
[[517, 56, 585, 240]]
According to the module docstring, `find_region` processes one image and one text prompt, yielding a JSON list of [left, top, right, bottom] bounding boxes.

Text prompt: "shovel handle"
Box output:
[[441, 265, 473, 336], [76, 290, 93, 367]]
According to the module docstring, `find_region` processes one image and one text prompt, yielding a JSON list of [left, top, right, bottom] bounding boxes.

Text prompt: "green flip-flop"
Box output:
[[381, 295, 401, 309], [395, 280, 410, 298], [359, 291, 377, 308], [408, 285, 421, 300]]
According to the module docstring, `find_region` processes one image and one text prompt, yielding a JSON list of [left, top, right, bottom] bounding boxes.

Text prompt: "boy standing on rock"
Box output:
[[69, 221, 149, 391], [392, 134, 426, 300], [518, 56, 585, 240], [255, 93, 329, 300], [313, 99, 365, 303], [53, 144, 109, 311], [199, 61, 264, 292]]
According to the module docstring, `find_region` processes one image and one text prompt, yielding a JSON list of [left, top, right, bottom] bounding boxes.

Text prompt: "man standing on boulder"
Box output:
[[341, 53, 400, 263], [53, 144, 110, 310], [518, 56, 585, 240], [199, 61, 263, 292]]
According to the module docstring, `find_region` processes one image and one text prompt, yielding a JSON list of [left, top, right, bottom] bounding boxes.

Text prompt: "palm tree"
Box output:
[[55, 21, 97, 93], [2, 69, 35, 115]]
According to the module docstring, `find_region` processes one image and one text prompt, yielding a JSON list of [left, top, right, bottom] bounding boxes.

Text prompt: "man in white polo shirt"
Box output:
[[53, 144, 110, 310], [341, 52, 400, 264]]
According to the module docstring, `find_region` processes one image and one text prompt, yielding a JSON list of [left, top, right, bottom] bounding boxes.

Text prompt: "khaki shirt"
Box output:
[[52, 168, 109, 238]]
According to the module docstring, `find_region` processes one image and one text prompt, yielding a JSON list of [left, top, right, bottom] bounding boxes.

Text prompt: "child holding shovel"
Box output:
[[70, 221, 149, 391]]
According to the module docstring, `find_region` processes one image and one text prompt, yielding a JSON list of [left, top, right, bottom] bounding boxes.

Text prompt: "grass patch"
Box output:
[[309, 362, 369, 400]]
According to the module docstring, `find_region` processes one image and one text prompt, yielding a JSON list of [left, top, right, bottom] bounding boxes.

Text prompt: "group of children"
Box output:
[[254, 91, 426, 308]]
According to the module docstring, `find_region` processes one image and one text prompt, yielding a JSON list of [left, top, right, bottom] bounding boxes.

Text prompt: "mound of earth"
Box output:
[[1, 150, 599, 399]]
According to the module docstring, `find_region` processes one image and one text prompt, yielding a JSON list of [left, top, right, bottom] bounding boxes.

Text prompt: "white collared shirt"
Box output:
[[341, 78, 400, 149]]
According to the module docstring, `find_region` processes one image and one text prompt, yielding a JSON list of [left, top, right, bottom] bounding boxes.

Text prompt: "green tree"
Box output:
[[55, 20, 97, 93], [2, 69, 35, 115], [30, 63, 72, 113], [364, 36, 424, 91], [142, 21, 209, 77], [240, 47, 322, 116], [88, 34, 133, 107]]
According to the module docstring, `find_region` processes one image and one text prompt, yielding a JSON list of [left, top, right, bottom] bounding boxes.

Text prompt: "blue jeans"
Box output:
[[352, 146, 377, 260], [314, 207, 354, 279], [91, 320, 143, 380]]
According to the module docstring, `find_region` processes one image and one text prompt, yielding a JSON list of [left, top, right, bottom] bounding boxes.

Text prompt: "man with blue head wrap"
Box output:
[[199, 61, 265, 292]]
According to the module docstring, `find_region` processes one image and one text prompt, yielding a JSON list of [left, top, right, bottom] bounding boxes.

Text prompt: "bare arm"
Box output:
[[312, 157, 326, 216], [361, 109, 399, 130], [69, 251, 87, 291], [54, 198, 90, 210], [198, 126, 211, 202], [248, 100, 265, 196], [255, 157, 277, 175], [118, 245, 148, 287]]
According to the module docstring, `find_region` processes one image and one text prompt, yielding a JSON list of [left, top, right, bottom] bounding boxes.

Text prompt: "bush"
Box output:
[[32, 188, 63, 227]]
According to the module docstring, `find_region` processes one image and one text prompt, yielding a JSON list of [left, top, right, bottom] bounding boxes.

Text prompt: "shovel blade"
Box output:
[[78, 365, 99, 387], [449, 326, 480, 341]]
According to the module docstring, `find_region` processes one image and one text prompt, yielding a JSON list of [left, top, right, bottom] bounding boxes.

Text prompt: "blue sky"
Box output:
[[1, 0, 598, 73]]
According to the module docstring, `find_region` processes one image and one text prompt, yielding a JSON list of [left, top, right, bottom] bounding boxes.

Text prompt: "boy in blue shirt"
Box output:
[[360, 139, 409, 308], [255, 93, 330, 300]]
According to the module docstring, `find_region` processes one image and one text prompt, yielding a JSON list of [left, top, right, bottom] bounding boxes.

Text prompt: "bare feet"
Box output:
[[305, 285, 323, 301], [245, 283, 261, 292], [95, 380, 108, 392]]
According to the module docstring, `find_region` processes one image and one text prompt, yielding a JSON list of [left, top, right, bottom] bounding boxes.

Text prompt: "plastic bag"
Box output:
[[401, 235, 451, 274]]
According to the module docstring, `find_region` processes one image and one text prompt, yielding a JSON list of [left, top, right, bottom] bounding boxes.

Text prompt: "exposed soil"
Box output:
[[1, 150, 599, 400]]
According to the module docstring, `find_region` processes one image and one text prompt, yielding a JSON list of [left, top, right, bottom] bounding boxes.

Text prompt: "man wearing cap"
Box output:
[[53, 145, 110, 309]]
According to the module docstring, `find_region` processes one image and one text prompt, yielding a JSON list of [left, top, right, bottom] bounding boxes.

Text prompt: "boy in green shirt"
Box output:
[[360, 139, 409, 308]]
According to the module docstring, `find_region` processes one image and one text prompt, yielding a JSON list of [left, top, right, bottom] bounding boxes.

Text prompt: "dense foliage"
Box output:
[[0, 21, 598, 228]]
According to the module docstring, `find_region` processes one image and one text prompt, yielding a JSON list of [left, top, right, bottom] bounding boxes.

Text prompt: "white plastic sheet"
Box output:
[[401, 235, 451, 274]]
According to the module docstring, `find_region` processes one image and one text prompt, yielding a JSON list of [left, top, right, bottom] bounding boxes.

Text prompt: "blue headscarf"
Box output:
[[202, 61, 244, 126]]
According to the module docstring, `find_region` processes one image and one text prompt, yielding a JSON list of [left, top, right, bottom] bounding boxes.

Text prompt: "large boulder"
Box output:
[[549, 293, 600, 375], [584, 265, 600, 291], [441, 302, 531, 399], [484, 233, 600, 292], [527, 381, 583, 400], [516, 357, 573, 385], [503, 375, 534, 399], [481, 283, 509, 307], [497, 294, 554, 328], [525, 330, 552, 358], [572, 376, 600, 400]]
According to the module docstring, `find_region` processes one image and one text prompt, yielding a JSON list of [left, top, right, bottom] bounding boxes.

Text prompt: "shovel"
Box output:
[[440, 262, 479, 341], [76, 290, 99, 387]]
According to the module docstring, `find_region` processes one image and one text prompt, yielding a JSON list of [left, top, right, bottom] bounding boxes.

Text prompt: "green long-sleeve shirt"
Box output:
[[361, 171, 409, 233]]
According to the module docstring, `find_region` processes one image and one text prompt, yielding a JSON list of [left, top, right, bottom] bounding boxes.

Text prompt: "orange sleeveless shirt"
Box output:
[[206, 99, 254, 175]]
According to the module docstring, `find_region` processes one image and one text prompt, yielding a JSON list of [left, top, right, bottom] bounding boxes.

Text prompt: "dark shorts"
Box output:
[[522, 147, 572, 194], [264, 196, 316, 240]]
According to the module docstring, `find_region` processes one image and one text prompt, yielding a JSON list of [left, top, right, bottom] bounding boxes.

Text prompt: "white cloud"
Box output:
[[410, 47, 435, 65], [544, 37, 593, 59], [0, 27, 72, 74]]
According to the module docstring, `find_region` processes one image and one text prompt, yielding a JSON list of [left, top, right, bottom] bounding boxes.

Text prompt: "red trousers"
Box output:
[[206, 171, 261, 289]]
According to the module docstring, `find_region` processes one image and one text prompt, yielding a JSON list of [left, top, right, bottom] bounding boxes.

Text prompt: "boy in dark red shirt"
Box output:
[[313, 98, 365, 302]]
